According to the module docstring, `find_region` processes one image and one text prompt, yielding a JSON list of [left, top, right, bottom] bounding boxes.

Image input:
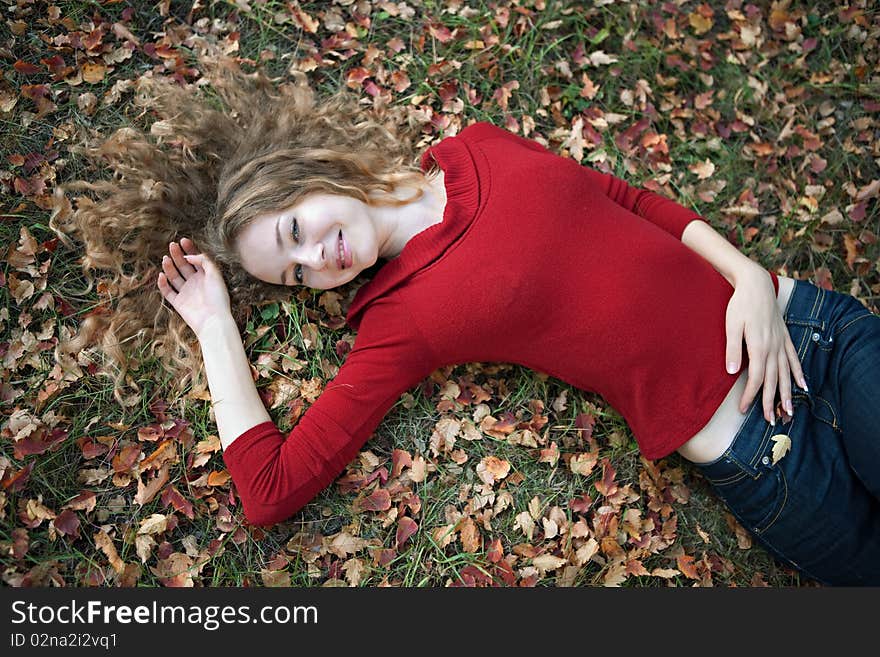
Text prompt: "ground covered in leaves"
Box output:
[[1, 1, 878, 587]]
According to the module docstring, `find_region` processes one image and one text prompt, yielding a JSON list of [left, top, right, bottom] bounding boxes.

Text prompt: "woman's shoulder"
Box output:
[[457, 121, 549, 155]]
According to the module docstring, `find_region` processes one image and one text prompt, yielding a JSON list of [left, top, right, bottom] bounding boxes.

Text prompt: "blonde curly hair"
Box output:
[[50, 58, 429, 405]]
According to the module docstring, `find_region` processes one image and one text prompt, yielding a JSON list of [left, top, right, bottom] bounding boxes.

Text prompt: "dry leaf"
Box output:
[[770, 434, 791, 464]]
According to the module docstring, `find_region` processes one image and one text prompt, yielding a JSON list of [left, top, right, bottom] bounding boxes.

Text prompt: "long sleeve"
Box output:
[[462, 121, 706, 241], [577, 166, 706, 241], [221, 292, 437, 526]]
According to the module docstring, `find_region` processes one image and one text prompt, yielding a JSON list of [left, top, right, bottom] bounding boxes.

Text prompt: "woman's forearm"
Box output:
[[197, 315, 273, 450], [681, 219, 766, 287]]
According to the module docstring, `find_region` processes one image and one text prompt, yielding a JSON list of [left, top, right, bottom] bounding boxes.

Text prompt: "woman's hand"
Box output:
[[156, 237, 232, 341], [725, 269, 807, 425]]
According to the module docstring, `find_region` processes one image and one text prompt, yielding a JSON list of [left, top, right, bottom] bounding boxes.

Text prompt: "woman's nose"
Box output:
[[300, 242, 325, 269]]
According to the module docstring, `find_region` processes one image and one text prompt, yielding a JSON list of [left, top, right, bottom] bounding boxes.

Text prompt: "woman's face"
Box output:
[[236, 193, 383, 290]]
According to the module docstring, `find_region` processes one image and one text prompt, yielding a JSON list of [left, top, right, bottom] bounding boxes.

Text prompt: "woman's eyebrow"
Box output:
[[276, 215, 287, 285]]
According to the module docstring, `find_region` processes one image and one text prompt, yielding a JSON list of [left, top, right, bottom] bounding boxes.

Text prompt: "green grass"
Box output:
[[1, 0, 878, 588]]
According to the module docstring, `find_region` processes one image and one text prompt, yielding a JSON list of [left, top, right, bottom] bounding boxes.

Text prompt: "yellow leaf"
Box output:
[[770, 434, 791, 464], [689, 12, 713, 35]]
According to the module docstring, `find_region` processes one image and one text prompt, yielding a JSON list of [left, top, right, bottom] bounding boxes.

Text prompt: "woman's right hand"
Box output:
[[156, 237, 232, 341]]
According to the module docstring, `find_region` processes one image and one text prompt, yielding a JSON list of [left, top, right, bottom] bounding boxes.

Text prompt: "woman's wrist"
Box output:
[[196, 313, 238, 345], [731, 260, 770, 289]]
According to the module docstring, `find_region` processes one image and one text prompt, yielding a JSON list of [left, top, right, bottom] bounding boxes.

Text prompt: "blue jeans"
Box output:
[[696, 278, 880, 585]]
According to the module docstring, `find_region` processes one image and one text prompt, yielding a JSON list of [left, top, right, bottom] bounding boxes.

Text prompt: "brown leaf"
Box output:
[[12, 528, 29, 559], [138, 439, 175, 472], [134, 464, 169, 506], [459, 517, 480, 553], [594, 458, 618, 498], [81, 61, 107, 84], [475, 455, 510, 486], [261, 569, 291, 587], [137, 423, 164, 442], [568, 451, 598, 476], [151, 552, 194, 587], [64, 491, 97, 513], [487, 538, 503, 563], [677, 554, 700, 579], [725, 513, 753, 549]]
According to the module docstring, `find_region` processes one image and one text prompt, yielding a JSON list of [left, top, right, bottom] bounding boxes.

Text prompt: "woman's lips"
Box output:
[[338, 230, 352, 269]]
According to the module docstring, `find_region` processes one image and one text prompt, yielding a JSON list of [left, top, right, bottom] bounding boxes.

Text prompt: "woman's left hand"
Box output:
[[725, 269, 807, 424]]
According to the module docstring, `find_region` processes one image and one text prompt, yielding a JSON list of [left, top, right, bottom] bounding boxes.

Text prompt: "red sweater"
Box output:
[[223, 121, 779, 525]]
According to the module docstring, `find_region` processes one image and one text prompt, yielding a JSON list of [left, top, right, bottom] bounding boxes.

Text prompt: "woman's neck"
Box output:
[[372, 170, 447, 260]]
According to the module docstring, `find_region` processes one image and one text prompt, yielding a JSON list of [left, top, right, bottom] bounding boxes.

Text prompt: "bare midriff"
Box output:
[[676, 275, 796, 464]]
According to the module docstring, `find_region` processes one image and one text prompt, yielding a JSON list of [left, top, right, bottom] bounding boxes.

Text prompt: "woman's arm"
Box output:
[[680, 218, 768, 288], [159, 241, 436, 526], [680, 219, 807, 423], [197, 315, 272, 450]]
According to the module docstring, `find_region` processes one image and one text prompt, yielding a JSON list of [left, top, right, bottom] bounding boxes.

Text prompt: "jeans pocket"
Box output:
[[710, 463, 788, 535]]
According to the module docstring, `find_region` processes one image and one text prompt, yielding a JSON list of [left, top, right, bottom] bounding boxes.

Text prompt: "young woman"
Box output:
[[56, 63, 880, 586]]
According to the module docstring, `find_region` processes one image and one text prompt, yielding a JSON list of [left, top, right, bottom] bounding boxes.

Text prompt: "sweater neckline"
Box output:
[[345, 131, 484, 329]]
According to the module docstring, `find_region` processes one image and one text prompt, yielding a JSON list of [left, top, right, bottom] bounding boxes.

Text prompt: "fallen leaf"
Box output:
[[134, 464, 169, 506], [770, 434, 791, 464], [81, 61, 107, 84], [51, 509, 80, 538], [356, 487, 391, 512], [476, 455, 510, 486], [206, 470, 231, 486], [396, 516, 419, 549], [532, 553, 567, 575], [94, 530, 125, 574]]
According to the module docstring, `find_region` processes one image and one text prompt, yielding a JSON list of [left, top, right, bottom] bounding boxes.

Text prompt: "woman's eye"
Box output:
[[295, 264, 303, 284], [291, 218, 299, 242]]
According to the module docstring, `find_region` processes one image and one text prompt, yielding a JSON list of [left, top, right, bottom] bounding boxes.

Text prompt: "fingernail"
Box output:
[[785, 400, 793, 415], [770, 415, 775, 426], [727, 362, 736, 374]]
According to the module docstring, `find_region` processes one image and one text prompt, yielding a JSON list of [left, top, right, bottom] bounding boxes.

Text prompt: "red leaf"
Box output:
[[396, 516, 419, 549], [77, 436, 108, 460], [12, 426, 68, 458], [111, 444, 141, 473], [373, 548, 397, 567], [568, 493, 593, 514], [594, 458, 618, 497], [161, 485, 194, 519], [53, 509, 80, 538], [487, 538, 503, 563], [356, 488, 391, 512], [1, 462, 33, 491], [391, 449, 412, 477], [14, 60, 41, 75]]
